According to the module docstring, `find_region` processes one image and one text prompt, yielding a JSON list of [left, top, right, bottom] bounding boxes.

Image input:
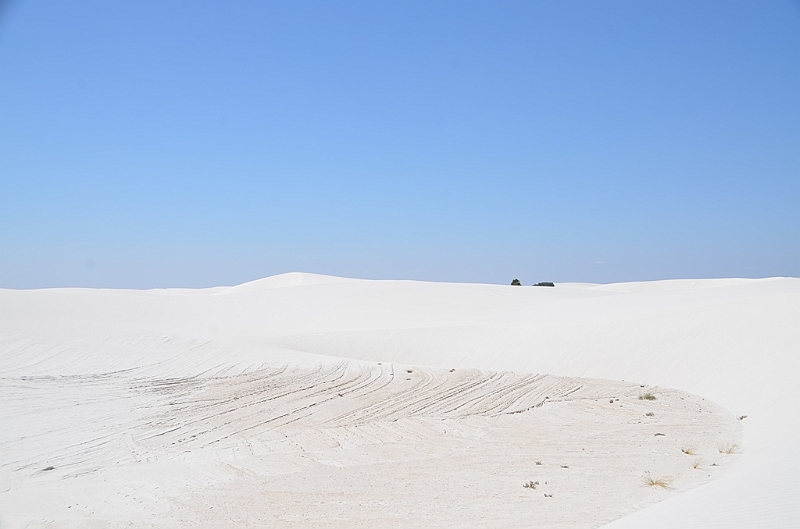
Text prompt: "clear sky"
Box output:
[[1, 1, 798, 288]]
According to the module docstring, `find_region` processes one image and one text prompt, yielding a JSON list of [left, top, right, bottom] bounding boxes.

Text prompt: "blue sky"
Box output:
[[1, 1, 798, 288]]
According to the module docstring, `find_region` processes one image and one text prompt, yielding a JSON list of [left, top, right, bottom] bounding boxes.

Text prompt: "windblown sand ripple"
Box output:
[[1, 363, 740, 528]]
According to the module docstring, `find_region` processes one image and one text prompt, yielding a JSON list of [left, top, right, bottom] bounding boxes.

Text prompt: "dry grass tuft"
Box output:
[[523, 480, 539, 489], [639, 393, 657, 401], [681, 446, 696, 455], [718, 442, 740, 454], [643, 471, 673, 489], [691, 459, 703, 469]]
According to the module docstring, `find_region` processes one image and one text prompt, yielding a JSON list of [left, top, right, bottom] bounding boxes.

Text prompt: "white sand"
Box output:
[[0, 274, 797, 528]]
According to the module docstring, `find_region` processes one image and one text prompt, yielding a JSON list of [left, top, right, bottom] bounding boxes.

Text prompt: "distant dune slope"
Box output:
[[0, 275, 797, 528]]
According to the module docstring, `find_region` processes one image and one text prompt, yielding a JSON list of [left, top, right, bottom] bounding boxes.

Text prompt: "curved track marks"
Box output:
[[0, 363, 741, 528], [135, 364, 606, 453]]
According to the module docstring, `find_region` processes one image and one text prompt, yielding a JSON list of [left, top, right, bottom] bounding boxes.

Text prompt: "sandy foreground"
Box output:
[[0, 274, 797, 528]]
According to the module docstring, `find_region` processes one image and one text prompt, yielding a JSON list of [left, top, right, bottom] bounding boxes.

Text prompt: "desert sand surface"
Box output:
[[0, 274, 797, 528]]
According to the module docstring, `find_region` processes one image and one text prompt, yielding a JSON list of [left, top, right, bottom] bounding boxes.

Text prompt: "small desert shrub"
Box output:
[[643, 471, 672, 489], [533, 282, 555, 287], [523, 480, 539, 489], [691, 459, 703, 469], [511, 279, 522, 286], [681, 447, 696, 455], [639, 393, 657, 401], [535, 460, 542, 465], [718, 442, 740, 454]]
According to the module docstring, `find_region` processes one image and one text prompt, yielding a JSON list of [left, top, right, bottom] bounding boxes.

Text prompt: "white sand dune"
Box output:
[[0, 274, 797, 528]]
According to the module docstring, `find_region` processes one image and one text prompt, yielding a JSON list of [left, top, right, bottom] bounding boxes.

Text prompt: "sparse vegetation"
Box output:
[[535, 460, 542, 466], [718, 442, 740, 454], [639, 393, 657, 401], [681, 447, 696, 455], [523, 480, 539, 489], [643, 471, 673, 489], [511, 279, 522, 286], [645, 412, 655, 417], [691, 459, 702, 469], [533, 282, 555, 287]]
